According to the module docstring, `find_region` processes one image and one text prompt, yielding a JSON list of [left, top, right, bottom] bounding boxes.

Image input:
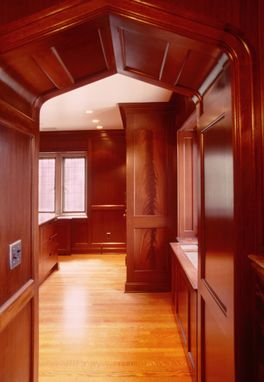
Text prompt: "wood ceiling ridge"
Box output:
[[158, 41, 170, 81], [32, 47, 75, 90]]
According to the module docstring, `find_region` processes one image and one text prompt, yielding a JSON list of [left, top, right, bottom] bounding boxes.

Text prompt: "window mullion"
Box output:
[[55, 155, 62, 215]]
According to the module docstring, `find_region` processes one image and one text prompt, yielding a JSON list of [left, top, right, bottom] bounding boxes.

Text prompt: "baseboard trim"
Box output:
[[125, 281, 170, 293]]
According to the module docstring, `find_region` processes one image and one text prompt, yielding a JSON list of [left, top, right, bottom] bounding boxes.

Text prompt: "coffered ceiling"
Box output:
[[0, 11, 223, 124]]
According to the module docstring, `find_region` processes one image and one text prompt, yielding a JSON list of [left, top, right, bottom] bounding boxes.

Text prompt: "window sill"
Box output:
[[39, 212, 87, 225], [57, 213, 88, 219]]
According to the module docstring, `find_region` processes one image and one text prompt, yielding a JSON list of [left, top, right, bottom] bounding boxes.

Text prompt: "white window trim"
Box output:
[[39, 152, 88, 217]]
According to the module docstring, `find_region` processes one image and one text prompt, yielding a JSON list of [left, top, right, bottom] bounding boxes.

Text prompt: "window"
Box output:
[[63, 157, 86, 213], [39, 153, 87, 215], [39, 158, 56, 212]]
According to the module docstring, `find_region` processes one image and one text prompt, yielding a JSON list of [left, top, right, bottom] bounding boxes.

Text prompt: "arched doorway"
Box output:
[[0, 2, 255, 381]]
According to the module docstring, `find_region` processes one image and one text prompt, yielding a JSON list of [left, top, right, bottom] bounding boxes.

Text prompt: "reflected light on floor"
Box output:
[[63, 287, 88, 336]]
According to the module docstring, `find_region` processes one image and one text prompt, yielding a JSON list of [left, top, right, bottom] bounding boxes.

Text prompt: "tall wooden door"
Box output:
[[198, 65, 235, 381], [120, 103, 176, 292]]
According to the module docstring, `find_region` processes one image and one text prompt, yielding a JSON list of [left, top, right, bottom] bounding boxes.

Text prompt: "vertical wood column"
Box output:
[[120, 103, 176, 292]]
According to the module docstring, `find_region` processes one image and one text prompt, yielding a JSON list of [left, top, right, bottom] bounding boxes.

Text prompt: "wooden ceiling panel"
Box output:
[[0, 11, 225, 118], [177, 50, 218, 90], [55, 27, 109, 81], [110, 14, 222, 96], [2, 54, 55, 96], [44, 16, 116, 83], [160, 44, 189, 84], [32, 46, 74, 90], [0, 15, 116, 107], [120, 28, 168, 79]]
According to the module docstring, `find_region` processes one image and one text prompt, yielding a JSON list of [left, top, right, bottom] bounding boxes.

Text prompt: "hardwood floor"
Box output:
[[39, 255, 192, 381]]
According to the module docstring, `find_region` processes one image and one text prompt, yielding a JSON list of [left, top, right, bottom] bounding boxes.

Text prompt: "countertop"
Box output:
[[170, 242, 198, 290]]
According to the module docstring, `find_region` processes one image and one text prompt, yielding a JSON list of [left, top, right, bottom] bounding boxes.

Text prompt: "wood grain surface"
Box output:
[[39, 254, 192, 381]]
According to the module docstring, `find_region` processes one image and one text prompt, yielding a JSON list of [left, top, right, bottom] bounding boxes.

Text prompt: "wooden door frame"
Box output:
[[0, 2, 256, 381]]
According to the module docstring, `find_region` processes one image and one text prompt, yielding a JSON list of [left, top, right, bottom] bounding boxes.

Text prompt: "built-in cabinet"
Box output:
[[39, 219, 59, 284], [119, 103, 176, 292], [171, 243, 198, 380]]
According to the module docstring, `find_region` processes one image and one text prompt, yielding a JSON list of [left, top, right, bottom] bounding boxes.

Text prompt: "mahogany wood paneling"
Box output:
[[133, 122, 167, 216], [0, 303, 32, 382], [0, 14, 116, 108], [91, 209, 126, 248], [41, 130, 126, 253], [177, 130, 198, 240], [32, 47, 74, 90], [0, 2, 262, 382], [249, 255, 264, 382], [0, 280, 34, 333], [39, 219, 58, 284], [0, 0, 241, 29], [91, 131, 126, 205], [171, 246, 197, 380], [122, 103, 176, 291], [0, 0, 67, 25], [198, 66, 235, 382], [56, 218, 71, 255], [134, 227, 167, 271], [40, 131, 89, 152], [259, 0, 264, 252], [0, 126, 32, 305], [0, 119, 37, 382], [0, 62, 34, 117], [201, 296, 231, 381], [70, 218, 90, 251], [110, 14, 221, 96]]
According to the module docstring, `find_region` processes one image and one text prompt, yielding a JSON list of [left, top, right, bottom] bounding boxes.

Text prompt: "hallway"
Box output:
[[39, 255, 192, 381]]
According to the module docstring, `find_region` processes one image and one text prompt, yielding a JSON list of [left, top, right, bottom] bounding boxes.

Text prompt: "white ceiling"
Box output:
[[40, 74, 172, 131]]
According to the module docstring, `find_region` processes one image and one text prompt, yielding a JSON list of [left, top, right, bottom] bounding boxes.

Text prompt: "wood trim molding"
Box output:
[[0, 279, 34, 333], [125, 281, 170, 293], [0, 98, 35, 135], [91, 204, 126, 210]]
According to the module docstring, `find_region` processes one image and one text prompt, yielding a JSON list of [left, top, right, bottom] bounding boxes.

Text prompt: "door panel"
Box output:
[[198, 66, 234, 382], [121, 103, 175, 292], [202, 115, 234, 309]]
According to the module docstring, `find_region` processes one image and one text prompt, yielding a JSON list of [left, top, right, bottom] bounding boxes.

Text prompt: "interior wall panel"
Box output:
[[198, 65, 235, 382], [40, 130, 126, 253], [0, 303, 32, 382], [0, 126, 32, 305], [133, 121, 167, 217]]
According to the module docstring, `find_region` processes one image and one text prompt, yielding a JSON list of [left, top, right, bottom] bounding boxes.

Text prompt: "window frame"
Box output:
[[38, 156, 56, 213], [39, 151, 88, 217]]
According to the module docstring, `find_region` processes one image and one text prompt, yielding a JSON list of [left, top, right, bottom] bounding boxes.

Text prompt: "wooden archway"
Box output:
[[0, 2, 256, 382]]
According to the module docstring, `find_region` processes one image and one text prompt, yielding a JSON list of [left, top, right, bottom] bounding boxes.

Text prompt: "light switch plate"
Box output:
[[9, 240, 22, 270]]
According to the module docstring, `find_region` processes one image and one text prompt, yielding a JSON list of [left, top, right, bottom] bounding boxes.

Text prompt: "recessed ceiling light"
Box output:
[[96, 125, 103, 129], [85, 110, 93, 114], [92, 119, 99, 123]]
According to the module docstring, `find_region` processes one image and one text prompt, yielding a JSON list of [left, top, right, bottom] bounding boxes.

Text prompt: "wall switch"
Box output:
[[9, 240, 22, 270]]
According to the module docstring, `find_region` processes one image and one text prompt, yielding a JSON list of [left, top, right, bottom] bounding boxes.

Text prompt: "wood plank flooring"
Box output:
[[39, 255, 192, 381]]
